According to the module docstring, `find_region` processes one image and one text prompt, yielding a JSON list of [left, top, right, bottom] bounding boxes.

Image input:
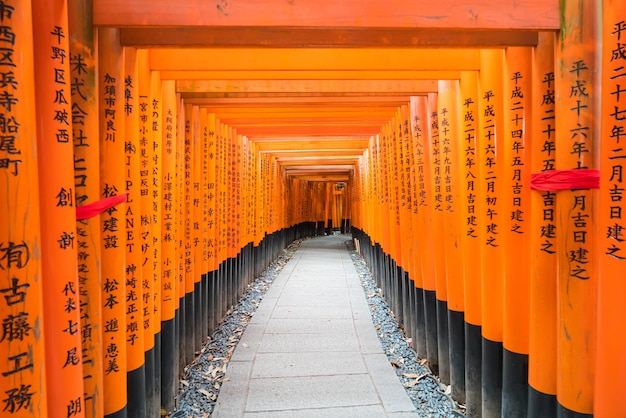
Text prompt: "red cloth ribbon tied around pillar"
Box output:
[[530, 169, 600, 191], [76, 193, 128, 220]]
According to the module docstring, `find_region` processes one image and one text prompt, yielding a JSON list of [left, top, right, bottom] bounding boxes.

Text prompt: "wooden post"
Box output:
[[411, 95, 438, 371], [528, 31, 558, 418], [459, 70, 482, 417], [502, 46, 532, 418], [122, 46, 146, 418], [98, 27, 128, 418], [408, 96, 428, 361], [32, 0, 86, 416], [595, 3, 626, 416], [192, 105, 203, 352], [176, 99, 186, 375], [206, 113, 218, 334], [555, 0, 599, 415], [429, 92, 448, 380], [199, 108, 209, 342], [136, 49, 155, 416], [182, 103, 195, 365], [68, 0, 105, 416], [0, 2, 49, 417], [439, 79, 465, 402], [149, 70, 163, 414], [160, 79, 178, 413], [478, 48, 506, 417]]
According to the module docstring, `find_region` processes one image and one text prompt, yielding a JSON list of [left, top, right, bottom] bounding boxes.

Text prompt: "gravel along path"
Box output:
[[169, 237, 466, 417]]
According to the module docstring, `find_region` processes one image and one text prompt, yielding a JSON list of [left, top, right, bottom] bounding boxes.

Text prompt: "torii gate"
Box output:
[[3, 1, 625, 418]]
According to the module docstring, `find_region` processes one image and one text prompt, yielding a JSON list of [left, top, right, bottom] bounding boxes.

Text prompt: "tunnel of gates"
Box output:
[[2, 0, 626, 417]]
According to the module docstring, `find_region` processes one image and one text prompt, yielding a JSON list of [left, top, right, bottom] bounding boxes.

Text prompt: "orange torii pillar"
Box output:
[[160, 79, 178, 413], [206, 113, 219, 334], [68, 0, 105, 416], [400, 105, 414, 341], [459, 70, 482, 416], [182, 103, 195, 366], [149, 70, 164, 415], [217, 120, 229, 319], [137, 49, 156, 416], [98, 27, 128, 418], [438, 80, 465, 402], [192, 106, 204, 352], [395, 107, 412, 334], [554, 1, 599, 416], [388, 117, 402, 333], [0, 2, 48, 416], [595, 2, 626, 416], [176, 99, 186, 375], [502, 46, 532, 418], [429, 92, 449, 381], [528, 31, 557, 418], [198, 108, 210, 345], [478, 48, 506, 417], [411, 96, 439, 371], [32, 1, 85, 416], [408, 96, 428, 360], [123, 46, 146, 418]]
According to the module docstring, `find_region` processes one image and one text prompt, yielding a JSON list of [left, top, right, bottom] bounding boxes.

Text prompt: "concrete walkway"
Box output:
[[213, 235, 418, 417]]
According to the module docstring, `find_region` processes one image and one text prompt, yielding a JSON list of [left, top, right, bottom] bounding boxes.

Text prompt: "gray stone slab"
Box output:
[[251, 351, 367, 378], [270, 306, 354, 319], [212, 360, 253, 417], [283, 276, 350, 288], [243, 405, 390, 417], [364, 353, 418, 413], [355, 318, 385, 354], [264, 318, 355, 334], [278, 286, 349, 298], [245, 374, 379, 412], [231, 323, 265, 361], [275, 294, 351, 308], [257, 332, 358, 353]]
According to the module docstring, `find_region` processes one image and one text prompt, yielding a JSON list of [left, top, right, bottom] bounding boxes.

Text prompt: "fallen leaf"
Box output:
[[390, 360, 401, 368], [403, 372, 421, 379], [180, 380, 189, 387]]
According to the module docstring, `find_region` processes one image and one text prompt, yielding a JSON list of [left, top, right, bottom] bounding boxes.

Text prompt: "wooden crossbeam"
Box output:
[[160, 70, 462, 81], [254, 138, 370, 151], [176, 79, 437, 94], [184, 96, 412, 106], [151, 48, 480, 71], [94, 0, 558, 31], [121, 27, 540, 48]]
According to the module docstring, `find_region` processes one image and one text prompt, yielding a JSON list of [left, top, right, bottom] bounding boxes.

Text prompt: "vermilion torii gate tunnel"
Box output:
[[1, 0, 624, 417]]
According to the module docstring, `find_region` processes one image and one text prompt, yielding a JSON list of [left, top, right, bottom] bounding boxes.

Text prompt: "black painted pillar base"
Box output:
[[184, 292, 195, 365], [161, 317, 176, 413], [436, 299, 450, 385], [127, 365, 146, 418], [482, 337, 503, 417], [528, 385, 557, 418], [465, 322, 482, 418], [145, 346, 156, 418], [423, 289, 439, 375], [448, 309, 465, 404], [414, 287, 427, 359], [502, 348, 528, 418], [557, 404, 594, 418], [104, 406, 128, 418]]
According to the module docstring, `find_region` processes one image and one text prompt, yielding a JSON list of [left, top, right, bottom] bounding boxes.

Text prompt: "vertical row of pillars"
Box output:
[[0, 1, 340, 416], [351, 1, 626, 416]]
